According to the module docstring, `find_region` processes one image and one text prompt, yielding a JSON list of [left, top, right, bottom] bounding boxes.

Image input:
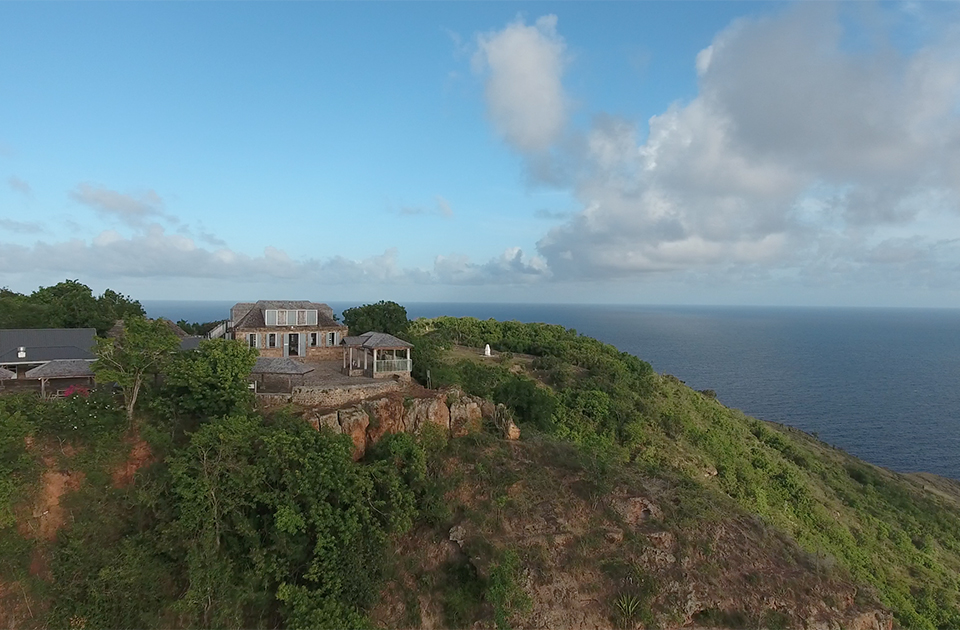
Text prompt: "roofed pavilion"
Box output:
[[341, 332, 412, 379]]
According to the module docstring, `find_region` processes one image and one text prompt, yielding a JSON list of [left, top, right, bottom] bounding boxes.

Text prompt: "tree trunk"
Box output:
[[126, 376, 142, 425]]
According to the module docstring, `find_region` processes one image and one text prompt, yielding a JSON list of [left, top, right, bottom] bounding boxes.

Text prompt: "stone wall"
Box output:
[[302, 389, 520, 460], [291, 380, 403, 407]]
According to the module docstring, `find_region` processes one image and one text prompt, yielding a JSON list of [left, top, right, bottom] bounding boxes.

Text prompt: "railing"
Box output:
[[375, 359, 412, 373], [206, 321, 229, 339]]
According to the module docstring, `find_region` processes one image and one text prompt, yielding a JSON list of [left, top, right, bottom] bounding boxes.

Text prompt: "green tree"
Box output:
[[342, 300, 409, 337], [93, 316, 181, 425], [0, 281, 144, 334], [159, 338, 258, 420]]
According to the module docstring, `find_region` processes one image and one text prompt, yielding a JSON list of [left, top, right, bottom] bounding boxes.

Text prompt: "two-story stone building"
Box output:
[[230, 300, 347, 360]]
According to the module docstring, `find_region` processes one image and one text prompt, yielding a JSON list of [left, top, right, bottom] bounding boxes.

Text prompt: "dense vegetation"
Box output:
[[0, 280, 143, 335], [2, 298, 959, 628], [402, 315, 960, 629]]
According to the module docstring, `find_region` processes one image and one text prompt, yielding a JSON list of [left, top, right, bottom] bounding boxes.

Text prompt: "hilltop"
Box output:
[[0, 307, 958, 628]]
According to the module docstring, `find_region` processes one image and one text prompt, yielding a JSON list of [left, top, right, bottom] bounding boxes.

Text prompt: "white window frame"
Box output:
[[265, 309, 277, 326], [268, 333, 277, 348], [306, 310, 318, 325], [277, 310, 288, 326], [247, 333, 259, 348], [326, 331, 338, 346], [309, 332, 318, 347]]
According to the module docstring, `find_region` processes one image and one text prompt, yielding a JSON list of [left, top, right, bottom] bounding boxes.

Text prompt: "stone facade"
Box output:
[[237, 325, 346, 361]]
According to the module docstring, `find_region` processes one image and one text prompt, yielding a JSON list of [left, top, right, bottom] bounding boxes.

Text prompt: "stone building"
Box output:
[[230, 300, 347, 360]]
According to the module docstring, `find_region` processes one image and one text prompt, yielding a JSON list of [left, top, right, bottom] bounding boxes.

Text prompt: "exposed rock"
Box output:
[[316, 412, 340, 433], [449, 524, 467, 548], [479, 398, 496, 420], [613, 495, 662, 525], [450, 396, 483, 437], [493, 402, 521, 440], [403, 395, 451, 434], [363, 397, 405, 444], [338, 406, 370, 460]]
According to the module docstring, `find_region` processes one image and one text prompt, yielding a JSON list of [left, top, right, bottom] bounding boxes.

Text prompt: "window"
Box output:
[[265, 310, 277, 326], [326, 332, 338, 346], [306, 310, 318, 325], [297, 310, 307, 325], [247, 333, 258, 348], [277, 310, 288, 325], [268, 333, 277, 348], [309, 332, 318, 347]]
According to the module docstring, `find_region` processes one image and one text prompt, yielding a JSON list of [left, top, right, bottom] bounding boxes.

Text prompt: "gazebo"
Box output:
[[340, 331, 412, 379], [250, 357, 315, 393], [23, 359, 95, 397]]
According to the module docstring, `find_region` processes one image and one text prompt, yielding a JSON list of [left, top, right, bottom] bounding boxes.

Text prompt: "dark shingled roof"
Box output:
[[180, 336, 203, 351], [0, 367, 16, 380], [341, 331, 413, 349], [232, 301, 343, 330], [0, 328, 97, 363], [251, 357, 316, 375], [24, 359, 95, 379]]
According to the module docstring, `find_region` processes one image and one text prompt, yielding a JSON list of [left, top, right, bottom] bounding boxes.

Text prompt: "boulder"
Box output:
[[317, 412, 340, 433], [450, 397, 483, 438], [403, 396, 450, 434], [338, 406, 370, 460], [362, 397, 405, 444]]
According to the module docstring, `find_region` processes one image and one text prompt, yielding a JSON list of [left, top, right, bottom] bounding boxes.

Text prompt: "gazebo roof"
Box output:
[[24, 359, 95, 379], [341, 331, 413, 349], [0, 366, 16, 380], [251, 357, 316, 375]]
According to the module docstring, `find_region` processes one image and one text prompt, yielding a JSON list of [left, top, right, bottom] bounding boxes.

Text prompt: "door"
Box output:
[[288, 333, 299, 357]]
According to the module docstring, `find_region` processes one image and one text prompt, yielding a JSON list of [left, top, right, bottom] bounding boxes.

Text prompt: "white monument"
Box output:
[[484, 344, 492, 357]]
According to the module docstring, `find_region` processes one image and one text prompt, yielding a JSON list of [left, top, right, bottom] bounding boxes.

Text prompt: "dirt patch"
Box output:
[[112, 437, 154, 488], [19, 469, 84, 543]]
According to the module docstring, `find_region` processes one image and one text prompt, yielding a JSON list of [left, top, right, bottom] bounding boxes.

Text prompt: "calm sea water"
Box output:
[[143, 301, 960, 480]]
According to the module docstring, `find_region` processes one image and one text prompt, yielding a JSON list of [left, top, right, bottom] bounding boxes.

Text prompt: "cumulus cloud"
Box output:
[[524, 5, 960, 283], [7, 176, 30, 195], [473, 15, 568, 152], [70, 183, 175, 227]]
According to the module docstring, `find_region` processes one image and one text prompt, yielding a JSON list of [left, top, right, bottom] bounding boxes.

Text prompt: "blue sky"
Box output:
[[3, 2, 960, 306]]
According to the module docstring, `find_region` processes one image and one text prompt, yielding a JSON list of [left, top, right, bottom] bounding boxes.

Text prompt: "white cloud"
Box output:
[[0, 227, 545, 287], [473, 15, 568, 152], [526, 5, 960, 286], [398, 195, 455, 218], [70, 183, 175, 227], [0, 219, 42, 234]]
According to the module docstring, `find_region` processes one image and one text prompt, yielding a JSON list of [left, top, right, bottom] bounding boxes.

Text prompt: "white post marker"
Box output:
[[484, 344, 492, 357]]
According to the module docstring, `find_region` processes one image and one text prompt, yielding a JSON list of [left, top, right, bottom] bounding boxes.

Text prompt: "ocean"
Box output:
[[143, 300, 960, 480]]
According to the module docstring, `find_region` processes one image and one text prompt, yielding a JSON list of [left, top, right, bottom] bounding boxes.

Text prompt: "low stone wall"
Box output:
[[291, 380, 402, 408]]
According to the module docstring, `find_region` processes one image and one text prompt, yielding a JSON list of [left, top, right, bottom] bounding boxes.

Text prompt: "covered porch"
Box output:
[[341, 332, 413, 379]]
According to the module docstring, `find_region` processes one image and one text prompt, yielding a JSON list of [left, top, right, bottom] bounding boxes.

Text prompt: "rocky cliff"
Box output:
[[302, 389, 520, 460]]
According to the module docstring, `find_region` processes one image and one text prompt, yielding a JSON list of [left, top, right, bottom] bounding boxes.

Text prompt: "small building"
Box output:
[[341, 332, 413, 379], [0, 328, 97, 376], [250, 356, 316, 393], [24, 359, 96, 397], [230, 301, 347, 361]]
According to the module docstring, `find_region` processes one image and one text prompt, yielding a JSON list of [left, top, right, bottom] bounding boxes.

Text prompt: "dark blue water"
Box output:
[[143, 301, 960, 480]]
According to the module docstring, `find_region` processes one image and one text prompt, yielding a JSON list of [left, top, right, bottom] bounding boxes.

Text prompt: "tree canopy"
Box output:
[[342, 301, 409, 337], [157, 338, 258, 420], [0, 280, 144, 334], [93, 316, 181, 424]]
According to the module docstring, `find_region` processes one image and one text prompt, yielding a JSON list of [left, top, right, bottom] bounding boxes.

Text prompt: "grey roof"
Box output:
[[0, 367, 16, 380], [341, 331, 413, 349], [24, 359, 95, 379], [232, 301, 342, 330], [180, 336, 203, 351], [251, 357, 316, 375], [0, 328, 97, 363]]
